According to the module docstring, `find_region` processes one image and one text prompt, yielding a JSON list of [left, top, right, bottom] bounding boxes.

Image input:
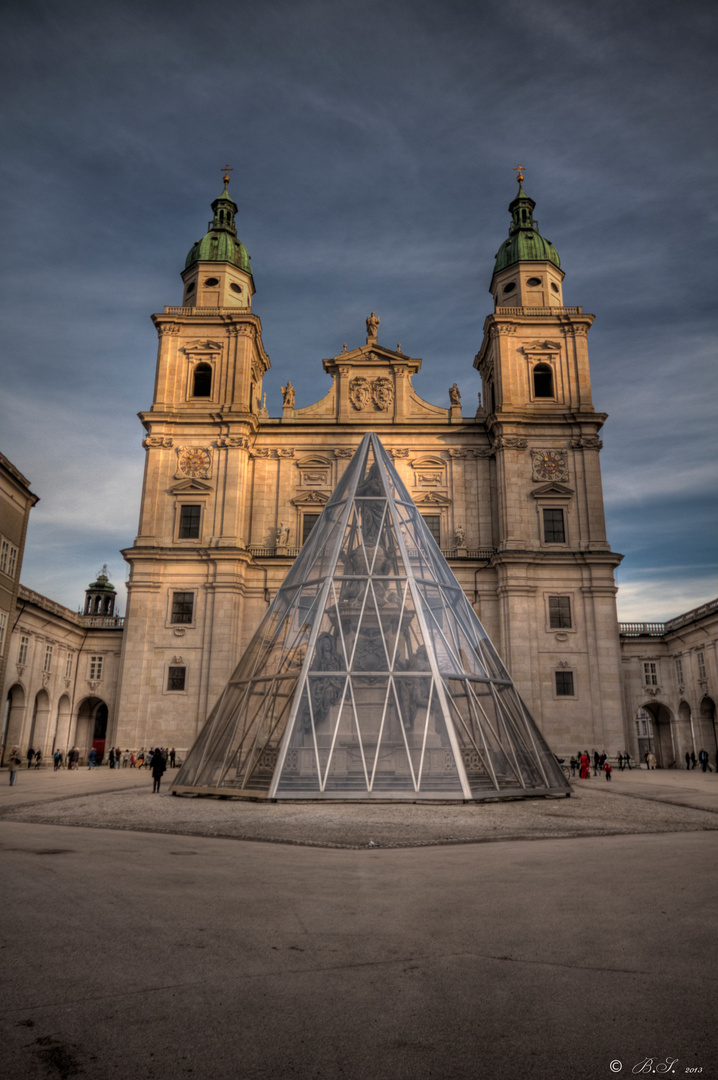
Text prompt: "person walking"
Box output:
[[26, 747, 34, 769], [592, 750, 600, 776], [579, 752, 591, 779], [617, 752, 623, 771], [698, 749, 709, 773], [151, 748, 166, 793], [570, 756, 577, 777], [169, 748, 176, 768], [34, 750, 42, 769], [604, 760, 612, 781], [88, 747, 96, 770], [8, 747, 22, 786], [690, 752, 697, 769], [647, 751, 657, 770], [685, 752, 691, 769], [625, 751, 632, 770]]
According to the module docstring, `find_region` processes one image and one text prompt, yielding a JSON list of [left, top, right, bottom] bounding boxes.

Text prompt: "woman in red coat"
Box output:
[[579, 752, 591, 779]]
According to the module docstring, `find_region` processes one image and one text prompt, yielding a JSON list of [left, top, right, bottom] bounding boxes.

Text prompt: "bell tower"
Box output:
[[115, 173, 270, 752], [474, 169, 625, 754]]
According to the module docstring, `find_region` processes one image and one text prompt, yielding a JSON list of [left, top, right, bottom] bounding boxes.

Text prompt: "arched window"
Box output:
[[193, 363, 212, 398], [533, 363, 554, 398]]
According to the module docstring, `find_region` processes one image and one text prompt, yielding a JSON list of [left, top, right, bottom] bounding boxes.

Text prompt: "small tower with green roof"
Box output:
[[84, 565, 117, 617], [490, 167, 565, 310], [181, 169, 255, 310]]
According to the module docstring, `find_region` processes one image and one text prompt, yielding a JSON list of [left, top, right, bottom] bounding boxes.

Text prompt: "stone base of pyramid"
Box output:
[[170, 786, 567, 801]]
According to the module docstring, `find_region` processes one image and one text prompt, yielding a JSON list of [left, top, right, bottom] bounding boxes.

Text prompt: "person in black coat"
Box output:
[[151, 748, 166, 793]]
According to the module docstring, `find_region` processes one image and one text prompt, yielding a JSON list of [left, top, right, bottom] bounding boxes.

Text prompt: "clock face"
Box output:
[[533, 449, 566, 481], [179, 448, 211, 477]]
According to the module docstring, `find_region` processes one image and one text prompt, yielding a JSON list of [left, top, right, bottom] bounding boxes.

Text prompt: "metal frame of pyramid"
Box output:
[[172, 434, 570, 801]]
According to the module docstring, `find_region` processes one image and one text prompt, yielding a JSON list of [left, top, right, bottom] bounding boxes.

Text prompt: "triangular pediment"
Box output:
[[291, 490, 330, 507], [531, 482, 574, 498], [173, 434, 569, 802], [413, 491, 451, 506], [170, 478, 213, 495], [331, 343, 415, 363]]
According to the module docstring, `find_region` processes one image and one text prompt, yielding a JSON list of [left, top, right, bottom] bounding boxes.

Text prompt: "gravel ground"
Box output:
[[1, 781, 717, 848]]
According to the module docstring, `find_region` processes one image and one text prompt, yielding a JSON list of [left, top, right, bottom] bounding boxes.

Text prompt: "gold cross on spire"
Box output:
[[513, 163, 525, 185], [222, 164, 234, 186]]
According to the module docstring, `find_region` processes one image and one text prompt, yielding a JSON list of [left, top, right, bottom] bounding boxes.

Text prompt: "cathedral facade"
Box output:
[[111, 174, 626, 758]]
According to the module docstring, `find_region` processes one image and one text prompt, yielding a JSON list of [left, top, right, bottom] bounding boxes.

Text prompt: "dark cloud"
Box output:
[[2, 0, 716, 617]]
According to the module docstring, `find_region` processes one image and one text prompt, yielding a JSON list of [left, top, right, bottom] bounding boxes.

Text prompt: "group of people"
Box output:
[[5, 744, 178, 787], [567, 747, 717, 777], [684, 750, 713, 772], [571, 750, 623, 780]]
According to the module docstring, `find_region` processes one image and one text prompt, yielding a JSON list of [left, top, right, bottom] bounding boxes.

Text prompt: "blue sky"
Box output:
[[1, 0, 716, 620]]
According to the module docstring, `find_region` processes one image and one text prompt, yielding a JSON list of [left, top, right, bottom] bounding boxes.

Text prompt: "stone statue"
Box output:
[[277, 522, 290, 547], [366, 312, 380, 339], [281, 381, 295, 407], [305, 631, 345, 730], [449, 383, 461, 406], [454, 524, 466, 549]]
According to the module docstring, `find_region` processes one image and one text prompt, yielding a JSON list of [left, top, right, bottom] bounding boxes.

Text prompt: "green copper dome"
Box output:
[[88, 566, 115, 593], [185, 184, 253, 275], [493, 184, 560, 276]]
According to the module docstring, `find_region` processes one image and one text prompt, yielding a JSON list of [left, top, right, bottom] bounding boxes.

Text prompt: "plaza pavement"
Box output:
[[0, 765, 716, 1080]]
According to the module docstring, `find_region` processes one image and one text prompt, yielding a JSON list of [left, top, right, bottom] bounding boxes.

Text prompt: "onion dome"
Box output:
[[493, 179, 560, 275], [185, 178, 252, 276]]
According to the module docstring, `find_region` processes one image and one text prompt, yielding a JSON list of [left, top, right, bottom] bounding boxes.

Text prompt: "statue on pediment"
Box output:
[[366, 312, 380, 339], [281, 382, 295, 407]]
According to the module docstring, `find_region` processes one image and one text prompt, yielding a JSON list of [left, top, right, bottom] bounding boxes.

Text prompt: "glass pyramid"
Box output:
[[172, 434, 570, 801]]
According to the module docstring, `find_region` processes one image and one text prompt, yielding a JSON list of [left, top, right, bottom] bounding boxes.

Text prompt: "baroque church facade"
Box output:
[[113, 174, 626, 758], [4, 177, 714, 768]]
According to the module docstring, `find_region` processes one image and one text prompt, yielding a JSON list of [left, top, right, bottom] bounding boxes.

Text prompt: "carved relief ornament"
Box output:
[[216, 436, 249, 449], [448, 448, 468, 458], [250, 447, 270, 458], [143, 436, 173, 449], [349, 377, 372, 411], [372, 377, 394, 411], [490, 324, 517, 338], [334, 448, 353, 458], [492, 436, 528, 450], [390, 448, 410, 458], [157, 323, 180, 336], [348, 376, 395, 411], [571, 436, 603, 451]]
